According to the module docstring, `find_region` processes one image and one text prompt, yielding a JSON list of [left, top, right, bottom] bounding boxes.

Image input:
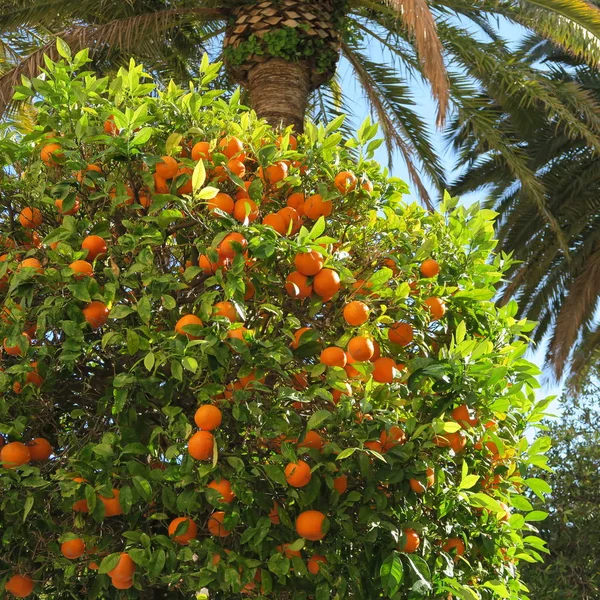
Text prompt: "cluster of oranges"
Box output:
[[0, 65, 530, 599]]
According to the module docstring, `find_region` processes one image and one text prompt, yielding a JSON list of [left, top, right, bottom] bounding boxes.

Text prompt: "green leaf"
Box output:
[[525, 510, 549, 522], [165, 134, 183, 155], [23, 495, 34, 523], [459, 475, 480, 490], [182, 356, 198, 373], [336, 447, 358, 460], [192, 158, 207, 195], [307, 410, 332, 431], [380, 552, 403, 596], [132, 476, 152, 501], [99, 553, 121, 574], [56, 37, 72, 59], [144, 352, 155, 372], [137, 296, 151, 325], [148, 549, 166, 578], [263, 465, 287, 485]]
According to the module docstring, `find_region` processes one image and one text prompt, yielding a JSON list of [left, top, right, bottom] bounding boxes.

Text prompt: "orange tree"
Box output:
[[0, 44, 551, 600]]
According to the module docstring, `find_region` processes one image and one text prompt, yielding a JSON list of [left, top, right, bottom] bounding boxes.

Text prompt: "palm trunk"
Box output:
[[246, 58, 311, 132], [223, 0, 343, 131]]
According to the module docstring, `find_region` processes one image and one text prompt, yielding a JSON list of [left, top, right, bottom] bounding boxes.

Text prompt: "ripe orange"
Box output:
[[27, 438, 52, 461], [269, 502, 280, 524], [208, 192, 234, 215], [277, 206, 300, 229], [19, 207, 42, 229], [320, 346, 347, 367], [296, 510, 326, 541], [372, 357, 397, 383], [233, 198, 259, 223], [388, 322, 413, 346], [175, 165, 194, 194], [451, 405, 479, 428], [188, 430, 214, 460], [442, 538, 465, 560], [331, 381, 353, 404], [168, 517, 198, 544], [364, 440, 383, 453], [297, 430, 324, 451], [99, 488, 122, 516], [400, 529, 420, 553], [361, 178, 374, 192], [69, 260, 93, 278], [287, 192, 305, 215], [213, 301, 237, 322], [55, 198, 80, 215], [5, 574, 34, 598], [81, 235, 107, 261], [409, 467, 435, 494], [307, 554, 327, 575], [108, 553, 136, 580], [82, 301, 109, 329], [175, 314, 203, 339], [285, 459, 311, 487], [198, 253, 219, 274], [3, 333, 30, 356], [434, 431, 467, 453], [263, 213, 287, 234], [154, 173, 170, 194], [194, 405, 222, 430], [380, 425, 406, 451], [294, 250, 323, 276], [343, 301, 370, 326], [424, 297, 446, 320], [155, 155, 179, 180], [191, 141, 212, 161], [208, 479, 235, 503], [41, 142, 64, 166], [291, 327, 311, 349], [111, 578, 133, 590], [218, 136, 245, 160], [277, 543, 301, 559], [304, 194, 332, 220], [18, 258, 43, 274], [219, 232, 247, 259], [347, 336, 374, 362], [420, 258, 440, 278], [276, 134, 298, 150], [333, 474, 348, 494], [313, 268, 340, 299], [227, 158, 246, 178], [334, 171, 357, 194], [61, 537, 86, 559], [103, 115, 118, 135], [1, 442, 31, 469], [258, 161, 288, 184], [207, 510, 231, 537]]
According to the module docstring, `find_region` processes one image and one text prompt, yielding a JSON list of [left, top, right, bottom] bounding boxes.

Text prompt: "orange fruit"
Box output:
[[108, 553, 136, 580], [175, 314, 203, 339], [227, 158, 246, 178], [1, 442, 31, 469], [331, 382, 352, 404], [320, 346, 347, 367], [81, 235, 107, 261], [347, 336, 374, 362], [55, 198, 80, 215], [153, 173, 170, 194], [76, 164, 103, 188], [99, 488, 122, 516], [191, 141, 212, 161], [291, 327, 311, 349], [380, 425, 406, 451], [296, 510, 326, 541], [194, 405, 222, 430], [188, 430, 214, 460], [213, 301, 237, 322], [3, 333, 30, 356], [313, 268, 340, 299], [263, 213, 287, 234], [207, 510, 231, 537], [333, 474, 348, 494], [364, 440, 383, 453], [233, 198, 259, 223], [304, 194, 332, 220], [69, 260, 93, 278], [361, 178, 374, 192], [285, 271, 313, 298], [269, 502, 280, 524], [294, 250, 323, 276], [19, 207, 42, 229], [277, 206, 300, 229], [389, 322, 413, 346], [208, 479, 235, 503], [334, 171, 357, 194], [372, 357, 397, 383], [27, 438, 52, 461], [277, 543, 301, 559], [218, 136, 245, 160], [155, 155, 179, 179], [297, 430, 324, 451], [400, 529, 420, 553], [420, 258, 440, 278], [168, 517, 198, 544], [343, 301, 370, 326], [41, 142, 64, 166], [424, 297, 446, 320], [258, 161, 288, 184], [285, 459, 311, 487], [287, 192, 305, 215], [219, 232, 247, 259], [111, 578, 133, 590], [451, 405, 479, 428], [307, 554, 327, 575], [442, 538, 465, 560], [104, 115, 118, 135], [276, 134, 298, 150], [82, 301, 109, 329], [18, 258, 43, 274], [208, 192, 234, 215], [61, 537, 86, 559], [198, 253, 219, 274], [409, 467, 435, 494], [5, 575, 34, 598]]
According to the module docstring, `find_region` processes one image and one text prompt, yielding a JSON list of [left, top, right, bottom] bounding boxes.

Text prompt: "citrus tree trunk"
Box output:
[[223, 0, 342, 132], [246, 59, 311, 132]]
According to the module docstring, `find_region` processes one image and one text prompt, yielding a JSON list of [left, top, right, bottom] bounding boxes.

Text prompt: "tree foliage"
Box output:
[[0, 47, 551, 599]]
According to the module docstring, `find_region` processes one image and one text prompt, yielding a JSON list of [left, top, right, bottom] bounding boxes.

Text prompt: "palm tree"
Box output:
[[449, 33, 600, 391], [2, 0, 600, 209]]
